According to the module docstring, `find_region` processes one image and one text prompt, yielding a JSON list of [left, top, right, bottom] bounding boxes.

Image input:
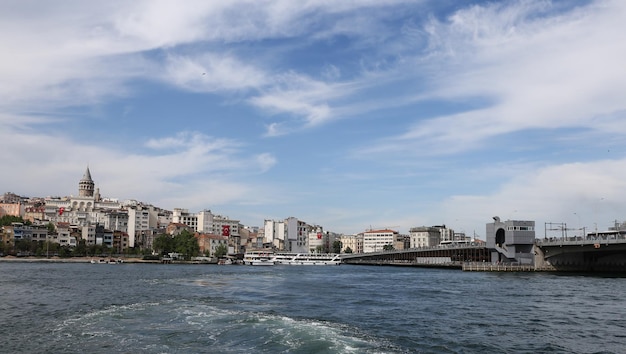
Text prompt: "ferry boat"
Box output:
[[272, 253, 342, 265], [243, 251, 275, 266]]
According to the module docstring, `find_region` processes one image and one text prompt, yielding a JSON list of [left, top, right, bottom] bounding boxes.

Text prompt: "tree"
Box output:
[[214, 243, 227, 258], [332, 240, 342, 254], [173, 230, 199, 260], [344, 247, 353, 254], [153, 234, 174, 255], [46, 222, 56, 234], [0, 215, 29, 226], [74, 239, 87, 257], [383, 244, 395, 251]]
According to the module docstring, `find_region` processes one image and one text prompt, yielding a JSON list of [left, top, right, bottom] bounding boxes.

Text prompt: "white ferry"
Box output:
[[272, 253, 342, 266], [243, 251, 275, 266]]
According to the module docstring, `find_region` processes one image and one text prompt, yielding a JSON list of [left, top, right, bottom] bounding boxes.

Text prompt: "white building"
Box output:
[[44, 167, 122, 228], [82, 225, 96, 245], [172, 208, 198, 230], [264, 219, 286, 249], [176, 209, 240, 237], [307, 226, 326, 253], [409, 226, 443, 248], [362, 229, 397, 253], [127, 206, 159, 248]]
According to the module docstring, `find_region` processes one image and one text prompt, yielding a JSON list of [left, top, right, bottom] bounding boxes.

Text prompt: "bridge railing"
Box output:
[[341, 243, 485, 259], [536, 233, 626, 247]]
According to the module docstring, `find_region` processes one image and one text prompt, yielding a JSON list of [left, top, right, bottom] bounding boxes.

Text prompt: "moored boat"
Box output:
[[243, 251, 275, 266], [272, 253, 341, 265]]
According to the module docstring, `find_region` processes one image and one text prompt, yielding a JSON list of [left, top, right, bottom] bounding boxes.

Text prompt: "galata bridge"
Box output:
[[341, 217, 626, 272]]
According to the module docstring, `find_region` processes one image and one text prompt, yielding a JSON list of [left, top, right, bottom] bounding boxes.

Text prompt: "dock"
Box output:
[[462, 262, 536, 272]]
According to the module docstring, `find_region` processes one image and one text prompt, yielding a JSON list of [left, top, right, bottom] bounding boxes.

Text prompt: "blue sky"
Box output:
[[2, 0, 625, 238]]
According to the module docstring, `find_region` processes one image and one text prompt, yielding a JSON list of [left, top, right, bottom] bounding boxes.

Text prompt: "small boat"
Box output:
[[243, 251, 275, 266], [218, 258, 233, 265]]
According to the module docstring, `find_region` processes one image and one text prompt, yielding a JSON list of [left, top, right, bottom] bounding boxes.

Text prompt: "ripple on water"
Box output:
[[48, 298, 403, 353]]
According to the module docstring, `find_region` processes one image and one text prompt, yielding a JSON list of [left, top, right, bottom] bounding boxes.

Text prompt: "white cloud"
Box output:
[[437, 158, 626, 238], [164, 53, 268, 93], [363, 0, 626, 154], [0, 126, 275, 210]]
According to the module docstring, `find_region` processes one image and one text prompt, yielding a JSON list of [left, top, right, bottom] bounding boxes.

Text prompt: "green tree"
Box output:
[[58, 246, 71, 258], [0, 215, 28, 226], [332, 240, 342, 253], [214, 243, 227, 258], [14, 239, 30, 254], [46, 222, 56, 234], [174, 230, 199, 260], [153, 234, 174, 255], [344, 247, 353, 254], [74, 239, 87, 257], [382, 244, 392, 251]]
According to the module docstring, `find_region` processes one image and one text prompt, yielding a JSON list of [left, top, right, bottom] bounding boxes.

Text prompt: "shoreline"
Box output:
[[0, 256, 159, 263]]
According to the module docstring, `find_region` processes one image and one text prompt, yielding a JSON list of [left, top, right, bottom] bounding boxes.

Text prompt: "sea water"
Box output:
[[1, 262, 625, 353]]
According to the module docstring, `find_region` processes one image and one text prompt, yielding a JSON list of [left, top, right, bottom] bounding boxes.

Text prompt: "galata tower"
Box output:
[[78, 166, 95, 197]]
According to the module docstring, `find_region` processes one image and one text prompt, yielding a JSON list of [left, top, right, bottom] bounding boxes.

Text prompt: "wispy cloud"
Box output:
[[362, 0, 626, 155]]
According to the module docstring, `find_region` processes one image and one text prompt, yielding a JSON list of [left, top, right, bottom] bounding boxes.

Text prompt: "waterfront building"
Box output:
[[393, 234, 411, 250], [95, 224, 114, 247], [0, 201, 23, 218], [362, 229, 397, 253], [0, 226, 13, 250], [98, 210, 129, 235], [172, 208, 198, 230], [261, 217, 314, 252], [285, 217, 310, 253], [126, 205, 156, 248], [173, 209, 241, 254], [2, 223, 48, 244], [436, 225, 455, 243], [112, 230, 129, 253], [307, 226, 327, 253], [340, 234, 363, 254], [166, 222, 192, 235], [53, 222, 77, 247], [409, 226, 442, 248], [486, 216, 535, 264], [195, 233, 228, 256], [82, 225, 96, 245], [23, 206, 45, 223], [264, 219, 286, 250]]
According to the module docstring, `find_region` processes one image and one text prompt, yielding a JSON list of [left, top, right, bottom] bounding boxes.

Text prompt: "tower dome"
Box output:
[[79, 166, 95, 197]]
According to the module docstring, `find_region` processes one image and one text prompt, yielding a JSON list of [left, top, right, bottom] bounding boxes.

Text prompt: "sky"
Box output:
[[2, 0, 626, 238]]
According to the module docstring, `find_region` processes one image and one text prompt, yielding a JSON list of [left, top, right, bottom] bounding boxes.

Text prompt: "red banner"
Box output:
[[58, 207, 65, 215], [317, 232, 322, 239], [222, 225, 230, 236]]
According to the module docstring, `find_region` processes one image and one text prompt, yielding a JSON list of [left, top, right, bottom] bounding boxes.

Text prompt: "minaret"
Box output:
[[79, 166, 95, 197]]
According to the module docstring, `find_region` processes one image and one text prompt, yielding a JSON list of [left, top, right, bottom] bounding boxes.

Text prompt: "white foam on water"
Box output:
[[51, 298, 394, 353]]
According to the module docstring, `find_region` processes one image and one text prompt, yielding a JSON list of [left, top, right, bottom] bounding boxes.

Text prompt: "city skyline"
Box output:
[[2, 0, 625, 236]]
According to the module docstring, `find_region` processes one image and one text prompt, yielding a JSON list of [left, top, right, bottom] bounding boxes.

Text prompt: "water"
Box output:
[[1, 263, 625, 353]]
